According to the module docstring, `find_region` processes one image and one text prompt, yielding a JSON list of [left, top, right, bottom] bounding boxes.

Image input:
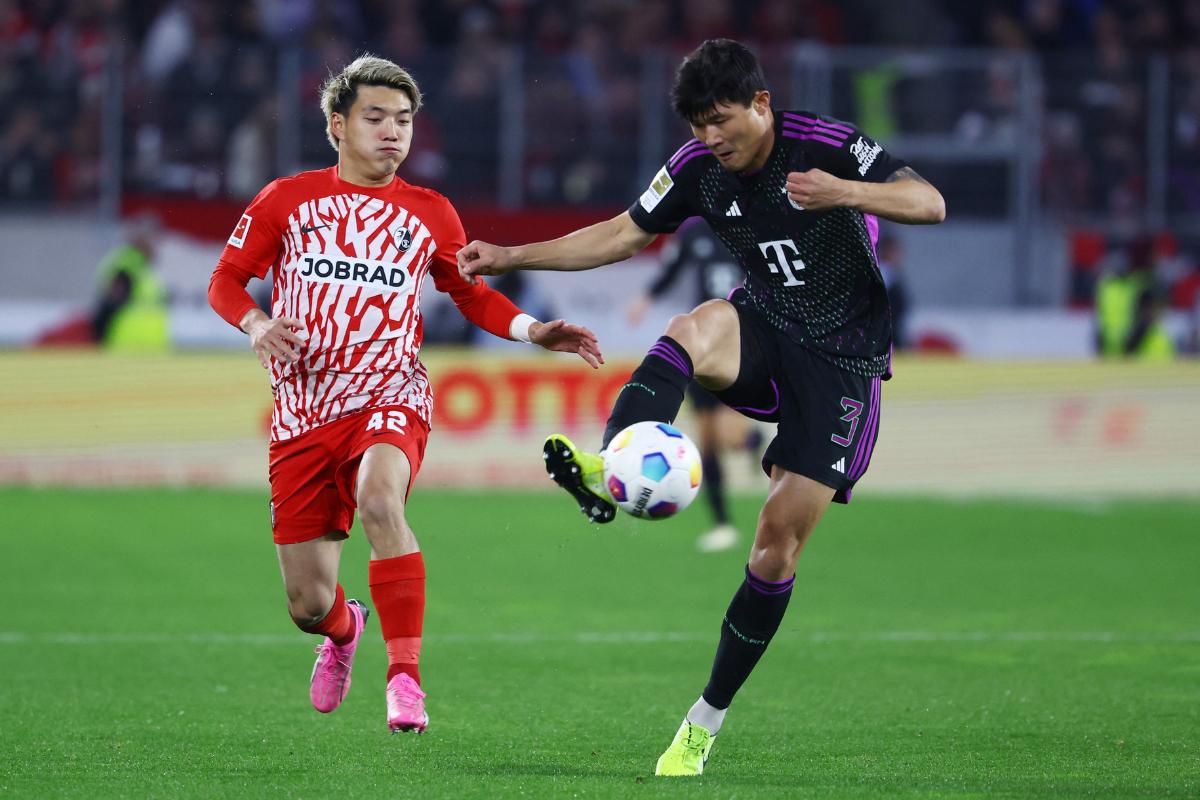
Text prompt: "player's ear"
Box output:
[[752, 90, 771, 116], [329, 112, 346, 144]]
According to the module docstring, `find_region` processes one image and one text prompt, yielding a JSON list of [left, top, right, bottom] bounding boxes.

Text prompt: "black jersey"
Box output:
[[647, 217, 742, 307], [628, 109, 907, 378]]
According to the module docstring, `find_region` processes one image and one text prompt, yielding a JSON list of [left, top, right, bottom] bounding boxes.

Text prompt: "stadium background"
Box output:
[[1, 1, 1198, 798], [2, 0, 1199, 492]]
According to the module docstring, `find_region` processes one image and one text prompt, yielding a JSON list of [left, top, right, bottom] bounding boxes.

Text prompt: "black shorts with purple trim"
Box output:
[[708, 289, 884, 504]]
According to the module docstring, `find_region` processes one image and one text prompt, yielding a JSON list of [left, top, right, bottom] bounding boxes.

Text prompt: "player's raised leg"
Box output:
[[544, 299, 741, 523], [656, 467, 832, 776], [277, 535, 370, 714], [603, 299, 741, 448], [357, 442, 430, 733]]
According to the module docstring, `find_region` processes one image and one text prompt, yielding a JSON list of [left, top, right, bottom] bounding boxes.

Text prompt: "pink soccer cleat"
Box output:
[[309, 599, 369, 713], [386, 672, 429, 733]]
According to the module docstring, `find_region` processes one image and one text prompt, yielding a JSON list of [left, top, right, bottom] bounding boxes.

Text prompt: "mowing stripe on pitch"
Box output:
[[1, 630, 1198, 645]]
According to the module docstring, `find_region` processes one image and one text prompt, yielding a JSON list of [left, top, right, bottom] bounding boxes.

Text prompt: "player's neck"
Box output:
[[336, 158, 398, 188], [743, 110, 776, 173]]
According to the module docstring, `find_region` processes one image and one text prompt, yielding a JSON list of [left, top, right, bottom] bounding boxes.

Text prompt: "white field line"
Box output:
[[0, 630, 1197, 646]]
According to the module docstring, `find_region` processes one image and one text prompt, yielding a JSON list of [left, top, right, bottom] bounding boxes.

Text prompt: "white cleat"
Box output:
[[697, 524, 739, 553]]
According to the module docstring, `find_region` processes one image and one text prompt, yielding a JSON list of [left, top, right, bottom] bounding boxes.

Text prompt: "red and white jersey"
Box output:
[[218, 167, 518, 441]]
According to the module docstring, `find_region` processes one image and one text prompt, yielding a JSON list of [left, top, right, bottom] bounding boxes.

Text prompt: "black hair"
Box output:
[[670, 39, 768, 125]]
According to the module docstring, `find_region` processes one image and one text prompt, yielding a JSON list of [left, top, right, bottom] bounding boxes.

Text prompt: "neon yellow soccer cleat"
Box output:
[[654, 720, 716, 777], [543, 434, 616, 523]]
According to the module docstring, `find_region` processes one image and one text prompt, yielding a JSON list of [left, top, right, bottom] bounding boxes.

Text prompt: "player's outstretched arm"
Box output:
[[786, 166, 946, 225], [457, 211, 656, 283], [529, 319, 605, 369], [239, 308, 308, 370]]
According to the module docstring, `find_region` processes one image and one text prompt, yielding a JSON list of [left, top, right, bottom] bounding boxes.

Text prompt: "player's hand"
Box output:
[[625, 294, 651, 326], [246, 316, 308, 369], [530, 319, 604, 369], [458, 240, 517, 285], [785, 168, 852, 211]]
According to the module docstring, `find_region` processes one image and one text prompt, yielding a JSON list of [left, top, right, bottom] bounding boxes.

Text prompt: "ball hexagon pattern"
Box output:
[[601, 421, 702, 520]]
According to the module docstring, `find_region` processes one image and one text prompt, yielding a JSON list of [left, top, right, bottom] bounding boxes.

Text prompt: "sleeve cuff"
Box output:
[[509, 313, 537, 343]]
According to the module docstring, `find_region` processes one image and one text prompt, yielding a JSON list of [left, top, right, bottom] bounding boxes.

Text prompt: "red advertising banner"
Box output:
[[2, 351, 1198, 498]]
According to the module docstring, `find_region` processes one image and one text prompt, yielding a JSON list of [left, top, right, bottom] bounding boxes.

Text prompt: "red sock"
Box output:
[[369, 552, 425, 685], [300, 583, 356, 646]]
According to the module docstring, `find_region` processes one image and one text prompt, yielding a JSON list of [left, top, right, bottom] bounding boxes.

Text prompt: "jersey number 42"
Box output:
[[366, 410, 407, 433]]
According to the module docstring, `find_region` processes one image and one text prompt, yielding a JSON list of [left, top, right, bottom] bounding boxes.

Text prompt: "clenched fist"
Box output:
[[457, 240, 516, 284], [785, 168, 853, 212]]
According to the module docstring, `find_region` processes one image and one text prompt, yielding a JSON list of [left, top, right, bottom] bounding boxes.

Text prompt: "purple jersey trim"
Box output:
[[853, 404, 880, 480], [782, 130, 847, 148], [669, 139, 705, 166], [670, 148, 711, 175], [732, 378, 780, 417], [848, 377, 881, 479], [782, 120, 850, 141], [864, 214, 890, 379], [782, 112, 854, 134], [849, 379, 878, 479], [865, 213, 880, 259], [847, 378, 879, 478]]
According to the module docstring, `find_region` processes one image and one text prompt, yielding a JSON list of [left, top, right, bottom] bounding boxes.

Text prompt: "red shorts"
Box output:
[[267, 405, 429, 545]]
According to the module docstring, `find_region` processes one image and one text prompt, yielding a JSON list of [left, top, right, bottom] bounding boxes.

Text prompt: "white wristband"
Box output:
[[509, 313, 537, 343]]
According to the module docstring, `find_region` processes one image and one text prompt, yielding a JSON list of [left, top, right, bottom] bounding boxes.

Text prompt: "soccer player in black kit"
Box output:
[[627, 219, 753, 553], [459, 39, 945, 776]]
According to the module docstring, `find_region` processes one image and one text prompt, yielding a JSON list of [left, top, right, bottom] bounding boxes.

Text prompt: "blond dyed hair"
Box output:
[[320, 54, 423, 151]]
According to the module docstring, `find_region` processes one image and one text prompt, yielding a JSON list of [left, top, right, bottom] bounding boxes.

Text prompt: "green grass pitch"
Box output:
[[1, 487, 1197, 798]]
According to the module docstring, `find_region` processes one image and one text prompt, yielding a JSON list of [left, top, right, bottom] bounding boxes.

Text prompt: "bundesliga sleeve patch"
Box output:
[[638, 167, 674, 212], [228, 214, 253, 248]]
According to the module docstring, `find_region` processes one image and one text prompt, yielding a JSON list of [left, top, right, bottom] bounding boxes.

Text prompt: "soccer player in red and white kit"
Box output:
[[208, 55, 603, 733]]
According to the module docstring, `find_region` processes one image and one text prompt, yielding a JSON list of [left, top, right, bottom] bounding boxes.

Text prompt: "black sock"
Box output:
[[600, 336, 693, 449], [702, 565, 794, 709], [702, 453, 729, 525]]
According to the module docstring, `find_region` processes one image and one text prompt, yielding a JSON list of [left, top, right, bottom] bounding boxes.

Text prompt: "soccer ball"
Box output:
[[602, 421, 702, 520]]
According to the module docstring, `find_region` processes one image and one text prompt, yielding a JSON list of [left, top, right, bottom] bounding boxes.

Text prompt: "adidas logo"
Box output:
[[725, 200, 742, 217], [830, 457, 845, 474]]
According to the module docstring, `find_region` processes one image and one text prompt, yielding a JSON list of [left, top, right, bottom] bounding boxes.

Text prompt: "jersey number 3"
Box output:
[[830, 397, 863, 447], [367, 410, 407, 433]]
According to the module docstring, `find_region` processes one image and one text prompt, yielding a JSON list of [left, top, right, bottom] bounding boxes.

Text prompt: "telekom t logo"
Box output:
[[757, 239, 806, 286]]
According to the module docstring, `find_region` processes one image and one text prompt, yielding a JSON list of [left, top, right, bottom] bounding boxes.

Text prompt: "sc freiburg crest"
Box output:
[[393, 226, 413, 252]]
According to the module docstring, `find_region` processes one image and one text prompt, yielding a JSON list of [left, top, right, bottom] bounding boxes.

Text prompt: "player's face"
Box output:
[[689, 91, 774, 173], [333, 85, 414, 181]]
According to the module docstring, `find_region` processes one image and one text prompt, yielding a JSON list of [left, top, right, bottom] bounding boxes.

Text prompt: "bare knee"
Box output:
[[664, 311, 702, 351], [663, 301, 738, 385], [749, 520, 797, 581], [357, 487, 416, 558], [357, 488, 406, 534], [286, 584, 336, 628]]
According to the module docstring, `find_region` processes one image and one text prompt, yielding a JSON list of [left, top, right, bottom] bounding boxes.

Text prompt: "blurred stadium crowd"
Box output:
[[2, 0, 1199, 203], [3, 0, 1200, 326]]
